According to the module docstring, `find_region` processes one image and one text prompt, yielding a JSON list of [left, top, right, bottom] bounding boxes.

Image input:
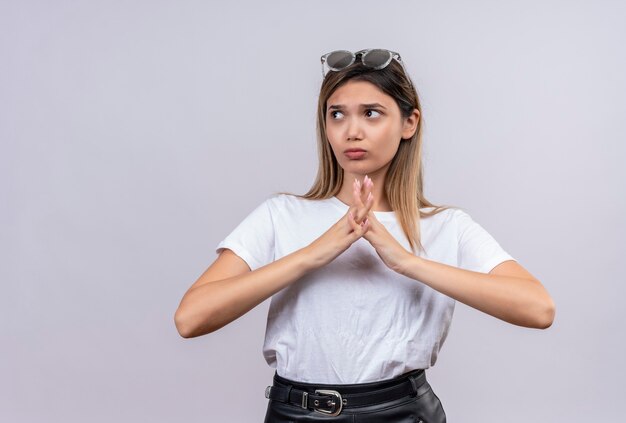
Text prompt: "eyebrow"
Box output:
[[327, 103, 387, 111]]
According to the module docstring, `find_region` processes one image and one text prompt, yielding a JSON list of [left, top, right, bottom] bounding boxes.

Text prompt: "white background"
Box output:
[[2, 0, 624, 421]]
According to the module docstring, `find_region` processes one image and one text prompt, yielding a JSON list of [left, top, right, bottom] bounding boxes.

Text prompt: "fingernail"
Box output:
[[367, 192, 372, 202]]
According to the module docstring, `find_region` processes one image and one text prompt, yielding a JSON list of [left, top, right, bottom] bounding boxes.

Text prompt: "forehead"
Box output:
[[326, 80, 393, 108]]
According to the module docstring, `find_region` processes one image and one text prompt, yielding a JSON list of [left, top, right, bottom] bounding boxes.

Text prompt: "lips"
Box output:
[[344, 149, 367, 159]]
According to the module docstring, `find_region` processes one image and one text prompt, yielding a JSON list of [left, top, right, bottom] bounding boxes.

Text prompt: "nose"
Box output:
[[346, 116, 364, 141]]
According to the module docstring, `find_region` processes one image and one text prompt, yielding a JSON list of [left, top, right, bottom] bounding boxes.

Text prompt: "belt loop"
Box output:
[[408, 373, 419, 397], [301, 391, 309, 409], [286, 384, 293, 402]]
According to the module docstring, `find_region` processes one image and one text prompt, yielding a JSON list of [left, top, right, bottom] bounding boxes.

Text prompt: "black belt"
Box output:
[[265, 369, 429, 417]]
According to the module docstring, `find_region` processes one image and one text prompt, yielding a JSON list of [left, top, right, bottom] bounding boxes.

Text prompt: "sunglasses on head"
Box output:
[[320, 48, 411, 82]]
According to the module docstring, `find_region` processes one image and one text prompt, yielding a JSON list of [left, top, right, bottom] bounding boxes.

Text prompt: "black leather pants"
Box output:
[[263, 369, 447, 423]]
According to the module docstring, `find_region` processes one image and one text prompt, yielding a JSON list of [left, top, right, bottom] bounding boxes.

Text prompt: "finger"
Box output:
[[365, 191, 373, 211], [353, 178, 365, 207], [348, 210, 364, 237], [352, 181, 364, 224], [360, 179, 374, 219], [360, 217, 370, 234], [347, 205, 358, 225], [353, 178, 371, 222], [355, 176, 364, 197]]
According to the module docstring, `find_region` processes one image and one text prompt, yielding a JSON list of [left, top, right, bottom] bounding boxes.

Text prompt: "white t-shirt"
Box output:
[[215, 193, 516, 384]]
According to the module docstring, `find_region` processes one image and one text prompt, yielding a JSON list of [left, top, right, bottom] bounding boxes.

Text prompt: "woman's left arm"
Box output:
[[399, 257, 556, 329], [352, 179, 555, 329]]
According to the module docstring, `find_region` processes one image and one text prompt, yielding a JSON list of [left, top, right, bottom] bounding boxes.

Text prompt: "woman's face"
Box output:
[[324, 80, 417, 178]]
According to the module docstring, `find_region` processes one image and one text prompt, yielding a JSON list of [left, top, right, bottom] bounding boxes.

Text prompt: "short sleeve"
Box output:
[[455, 209, 516, 274], [215, 198, 276, 271]]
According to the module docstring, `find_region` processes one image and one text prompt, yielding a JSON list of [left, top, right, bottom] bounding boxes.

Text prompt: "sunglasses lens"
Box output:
[[326, 51, 354, 70], [361, 49, 392, 69]]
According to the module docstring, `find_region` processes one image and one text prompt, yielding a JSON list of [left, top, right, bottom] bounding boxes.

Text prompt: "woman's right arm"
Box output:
[[174, 247, 315, 338], [175, 179, 375, 338]]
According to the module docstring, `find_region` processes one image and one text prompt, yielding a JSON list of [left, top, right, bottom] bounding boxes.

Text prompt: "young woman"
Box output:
[[174, 48, 556, 422]]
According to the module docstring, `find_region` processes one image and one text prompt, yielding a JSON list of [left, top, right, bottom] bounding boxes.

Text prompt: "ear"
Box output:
[[401, 108, 420, 140]]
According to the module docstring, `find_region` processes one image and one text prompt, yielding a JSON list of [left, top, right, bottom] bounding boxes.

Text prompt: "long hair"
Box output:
[[276, 56, 458, 255]]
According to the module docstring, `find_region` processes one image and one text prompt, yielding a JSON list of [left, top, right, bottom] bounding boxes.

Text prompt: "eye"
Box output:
[[329, 110, 343, 119], [365, 109, 382, 118]]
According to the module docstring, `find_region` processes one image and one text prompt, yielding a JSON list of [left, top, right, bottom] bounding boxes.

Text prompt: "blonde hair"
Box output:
[[276, 58, 458, 255]]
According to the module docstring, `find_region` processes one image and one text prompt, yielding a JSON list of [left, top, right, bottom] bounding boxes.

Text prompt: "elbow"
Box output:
[[174, 306, 220, 338], [535, 297, 556, 329], [174, 308, 196, 339]]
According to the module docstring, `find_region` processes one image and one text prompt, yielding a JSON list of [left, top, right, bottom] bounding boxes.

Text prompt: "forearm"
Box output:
[[400, 255, 554, 329], [177, 248, 315, 338]]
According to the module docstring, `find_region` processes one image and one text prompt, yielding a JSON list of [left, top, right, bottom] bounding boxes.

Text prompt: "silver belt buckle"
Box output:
[[313, 389, 343, 416]]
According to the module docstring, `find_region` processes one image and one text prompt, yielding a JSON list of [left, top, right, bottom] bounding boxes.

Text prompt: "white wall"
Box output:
[[2, 0, 624, 421]]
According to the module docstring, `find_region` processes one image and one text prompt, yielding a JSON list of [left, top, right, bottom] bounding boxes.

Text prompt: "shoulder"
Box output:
[[266, 193, 326, 209], [447, 207, 481, 233], [263, 193, 306, 216], [265, 192, 298, 209], [419, 205, 464, 224]]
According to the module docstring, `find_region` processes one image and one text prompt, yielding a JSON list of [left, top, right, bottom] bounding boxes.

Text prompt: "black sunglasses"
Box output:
[[320, 49, 411, 82]]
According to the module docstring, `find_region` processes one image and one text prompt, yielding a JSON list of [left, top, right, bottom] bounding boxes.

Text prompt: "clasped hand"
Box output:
[[347, 176, 411, 274], [306, 176, 412, 274]]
